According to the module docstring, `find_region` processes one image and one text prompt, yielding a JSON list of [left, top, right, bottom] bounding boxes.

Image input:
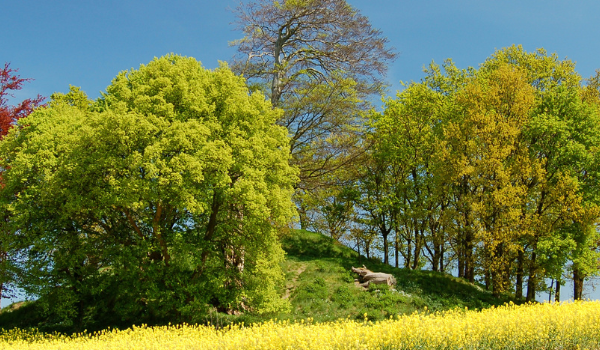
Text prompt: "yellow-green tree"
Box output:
[[0, 55, 297, 329], [444, 64, 535, 295]]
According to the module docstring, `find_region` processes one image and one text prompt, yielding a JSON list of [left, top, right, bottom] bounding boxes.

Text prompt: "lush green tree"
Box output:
[[480, 47, 600, 300], [0, 55, 297, 329], [312, 180, 360, 242], [365, 80, 447, 269]]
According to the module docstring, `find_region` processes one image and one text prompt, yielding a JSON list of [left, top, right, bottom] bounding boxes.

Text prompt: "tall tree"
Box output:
[[0, 63, 44, 309], [232, 0, 396, 227], [480, 47, 600, 300], [448, 64, 535, 296], [366, 81, 447, 269], [0, 55, 297, 329]]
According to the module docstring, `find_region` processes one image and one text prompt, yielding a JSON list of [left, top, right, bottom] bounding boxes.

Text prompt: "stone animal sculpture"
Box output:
[[351, 265, 396, 288]]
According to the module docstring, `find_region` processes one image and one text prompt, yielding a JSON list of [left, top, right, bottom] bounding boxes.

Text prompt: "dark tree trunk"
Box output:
[[382, 231, 389, 265], [573, 268, 584, 300], [404, 237, 412, 269], [515, 250, 524, 299], [465, 239, 475, 283], [526, 251, 537, 302], [411, 241, 421, 270], [75, 299, 85, 333], [457, 248, 464, 278], [411, 227, 423, 270], [555, 281, 560, 302], [457, 226, 475, 282], [394, 239, 399, 268], [431, 239, 443, 272]]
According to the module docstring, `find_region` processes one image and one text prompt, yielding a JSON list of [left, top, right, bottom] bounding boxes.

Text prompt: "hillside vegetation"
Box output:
[[275, 230, 514, 323], [0, 229, 515, 332]]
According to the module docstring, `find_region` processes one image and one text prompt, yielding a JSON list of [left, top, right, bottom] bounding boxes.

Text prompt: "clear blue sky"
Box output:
[[5, 1, 600, 103], [3, 1, 600, 303]]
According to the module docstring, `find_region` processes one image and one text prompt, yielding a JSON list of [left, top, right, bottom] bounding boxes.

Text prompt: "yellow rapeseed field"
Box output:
[[2, 301, 599, 349]]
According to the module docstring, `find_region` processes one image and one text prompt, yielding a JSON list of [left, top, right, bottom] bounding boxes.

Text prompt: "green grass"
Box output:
[[0, 229, 516, 331], [271, 229, 514, 323]]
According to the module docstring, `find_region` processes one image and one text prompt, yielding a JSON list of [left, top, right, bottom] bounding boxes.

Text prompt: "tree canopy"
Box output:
[[362, 46, 600, 299], [232, 0, 397, 199], [0, 55, 297, 329]]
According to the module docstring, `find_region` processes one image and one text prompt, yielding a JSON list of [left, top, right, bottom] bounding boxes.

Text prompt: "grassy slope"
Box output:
[[0, 229, 516, 330], [274, 230, 514, 323]]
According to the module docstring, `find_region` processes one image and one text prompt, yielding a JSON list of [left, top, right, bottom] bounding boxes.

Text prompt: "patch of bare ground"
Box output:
[[283, 264, 306, 299]]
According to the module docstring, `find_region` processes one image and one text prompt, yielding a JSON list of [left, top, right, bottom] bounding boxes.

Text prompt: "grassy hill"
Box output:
[[0, 229, 516, 331], [274, 230, 514, 322]]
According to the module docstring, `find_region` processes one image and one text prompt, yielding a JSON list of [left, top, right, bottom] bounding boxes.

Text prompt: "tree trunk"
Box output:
[[411, 227, 423, 270], [431, 240, 441, 272], [526, 251, 537, 302], [404, 237, 412, 269], [465, 241, 475, 283], [394, 239, 399, 268], [555, 281, 560, 302], [458, 248, 464, 278], [440, 243, 445, 272], [270, 34, 284, 106], [298, 203, 308, 230], [382, 231, 390, 265], [515, 250, 524, 299], [457, 226, 475, 282], [573, 268, 584, 300]]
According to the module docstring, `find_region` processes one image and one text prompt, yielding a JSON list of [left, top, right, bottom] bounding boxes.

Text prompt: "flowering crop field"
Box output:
[[2, 301, 600, 350]]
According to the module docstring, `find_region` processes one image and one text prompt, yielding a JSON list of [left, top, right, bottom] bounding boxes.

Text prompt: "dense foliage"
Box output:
[[346, 45, 600, 300], [0, 55, 297, 330], [0, 63, 45, 308]]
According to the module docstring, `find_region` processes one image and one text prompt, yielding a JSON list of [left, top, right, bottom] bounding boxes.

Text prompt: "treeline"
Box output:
[[305, 46, 600, 301]]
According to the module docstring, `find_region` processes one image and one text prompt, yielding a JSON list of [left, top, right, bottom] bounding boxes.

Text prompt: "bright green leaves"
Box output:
[[0, 54, 297, 327]]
